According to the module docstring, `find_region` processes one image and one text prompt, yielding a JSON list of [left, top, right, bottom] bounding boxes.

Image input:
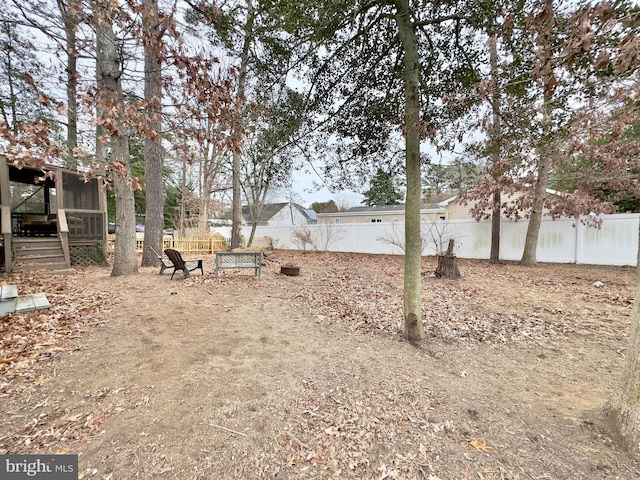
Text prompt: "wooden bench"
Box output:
[[215, 252, 262, 278]]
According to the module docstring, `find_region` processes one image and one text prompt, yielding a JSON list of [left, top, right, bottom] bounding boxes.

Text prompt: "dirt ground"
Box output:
[[1, 250, 639, 479]]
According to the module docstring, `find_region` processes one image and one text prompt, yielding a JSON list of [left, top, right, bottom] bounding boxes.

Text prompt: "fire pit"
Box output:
[[280, 263, 301, 276]]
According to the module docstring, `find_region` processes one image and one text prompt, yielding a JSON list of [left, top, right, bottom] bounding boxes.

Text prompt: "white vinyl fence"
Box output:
[[213, 213, 640, 266]]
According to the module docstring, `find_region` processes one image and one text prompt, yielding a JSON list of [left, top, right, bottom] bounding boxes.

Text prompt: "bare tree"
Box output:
[[92, 0, 138, 276], [56, 0, 80, 167], [230, 0, 255, 249], [378, 219, 460, 256], [140, 0, 166, 268]]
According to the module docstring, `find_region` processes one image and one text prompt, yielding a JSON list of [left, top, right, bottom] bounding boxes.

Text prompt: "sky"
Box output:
[[271, 168, 365, 209], [281, 141, 467, 209]]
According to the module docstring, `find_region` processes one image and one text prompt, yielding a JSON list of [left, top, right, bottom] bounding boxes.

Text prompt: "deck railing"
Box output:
[[106, 235, 229, 254], [65, 210, 105, 241]]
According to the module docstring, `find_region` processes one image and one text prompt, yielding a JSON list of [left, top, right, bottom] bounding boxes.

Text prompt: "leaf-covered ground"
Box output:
[[0, 251, 638, 479]]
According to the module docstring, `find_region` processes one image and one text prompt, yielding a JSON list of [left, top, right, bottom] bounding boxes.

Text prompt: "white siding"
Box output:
[[264, 205, 310, 226]]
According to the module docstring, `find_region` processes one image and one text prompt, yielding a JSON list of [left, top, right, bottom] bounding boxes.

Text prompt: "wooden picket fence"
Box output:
[[106, 235, 229, 255]]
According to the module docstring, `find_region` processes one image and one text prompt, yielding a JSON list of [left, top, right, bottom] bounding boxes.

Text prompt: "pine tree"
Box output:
[[362, 168, 404, 206]]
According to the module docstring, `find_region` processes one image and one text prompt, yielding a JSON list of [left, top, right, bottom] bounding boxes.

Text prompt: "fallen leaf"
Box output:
[[469, 438, 493, 452]]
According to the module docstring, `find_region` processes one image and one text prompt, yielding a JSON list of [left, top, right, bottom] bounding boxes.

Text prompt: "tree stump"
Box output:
[[435, 239, 461, 279]]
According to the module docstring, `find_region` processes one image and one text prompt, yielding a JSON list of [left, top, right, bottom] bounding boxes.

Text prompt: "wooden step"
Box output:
[[14, 262, 68, 271], [13, 238, 60, 246], [15, 256, 65, 264], [15, 248, 64, 258], [11, 237, 68, 272]]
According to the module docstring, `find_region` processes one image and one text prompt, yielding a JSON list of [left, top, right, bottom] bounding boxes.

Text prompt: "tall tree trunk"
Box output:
[[248, 222, 258, 247], [488, 34, 501, 265], [490, 189, 501, 263], [394, 0, 424, 341], [521, 0, 554, 268], [93, 0, 138, 276], [180, 156, 186, 236], [230, 0, 255, 249], [199, 194, 210, 232], [600, 223, 640, 450], [141, 0, 165, 267], [93, 8, 108, 244], [197, 149, 207, 232], [57, 0, 79, 168], [3, 23, 19, 134], [231, 151, 242, 247], [246, 198, 258, 247], [520, 153, 550, 266]]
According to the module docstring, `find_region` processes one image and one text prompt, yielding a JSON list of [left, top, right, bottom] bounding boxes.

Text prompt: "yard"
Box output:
[[1, 250, 638, 479]]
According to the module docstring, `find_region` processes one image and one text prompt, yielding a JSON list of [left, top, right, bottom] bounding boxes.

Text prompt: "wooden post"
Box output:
[[435, 239, 461, 279]]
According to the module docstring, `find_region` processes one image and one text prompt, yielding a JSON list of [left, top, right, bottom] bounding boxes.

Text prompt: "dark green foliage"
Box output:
[[362, 168, 404, 206], [310, 200, 339, 213], [423, 158, 483, 200], [106, 134, 179, 226], [106, 135, 145, 222], [163, 184, 182, 228], [258, 0, 485, 192]]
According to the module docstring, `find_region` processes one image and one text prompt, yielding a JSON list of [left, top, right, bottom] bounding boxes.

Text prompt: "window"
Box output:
[[334, 218, 340, 224], [370, 218, 382, 223]]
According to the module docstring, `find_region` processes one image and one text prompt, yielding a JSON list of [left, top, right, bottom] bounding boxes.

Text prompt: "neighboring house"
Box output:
[[444, 188, 564, 220], [242, 202, 318, 227], [318, 202, 450, 224]]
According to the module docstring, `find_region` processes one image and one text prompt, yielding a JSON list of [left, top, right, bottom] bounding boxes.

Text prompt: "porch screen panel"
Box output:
[[10, 183, 46, 212], [63, 172, 99, 210], [66, 211, 104, 240]]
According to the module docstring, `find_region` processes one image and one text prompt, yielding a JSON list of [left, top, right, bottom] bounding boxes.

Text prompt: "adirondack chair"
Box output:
[[148, 245, 171, 275], [163, 249, 204, 279]]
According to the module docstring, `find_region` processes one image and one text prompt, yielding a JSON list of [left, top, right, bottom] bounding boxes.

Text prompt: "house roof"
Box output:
[[242, 202, 288, 222], [303, 209, 318, 222], [241, 202, 317, 223], [346, 204, 406, 213], [445, 188, 565, 206], [436, 195, 459, 207], [317, 203, 446, 218], [344, 203, 445, 214]]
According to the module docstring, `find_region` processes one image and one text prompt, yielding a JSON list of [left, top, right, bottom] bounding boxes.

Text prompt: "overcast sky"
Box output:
[[270, 168, 364, 209]]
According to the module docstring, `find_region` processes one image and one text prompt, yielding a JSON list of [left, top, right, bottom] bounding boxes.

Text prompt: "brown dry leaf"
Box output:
[[2, 252, 637, 477], [85, 417, 104, 433], [0, 270, 114, 385], [44, 347, 73, 354], [469, 438, 493, 452]]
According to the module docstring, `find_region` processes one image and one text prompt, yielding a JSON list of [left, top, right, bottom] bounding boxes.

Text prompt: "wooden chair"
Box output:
[[163, 249, 204, 279]]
